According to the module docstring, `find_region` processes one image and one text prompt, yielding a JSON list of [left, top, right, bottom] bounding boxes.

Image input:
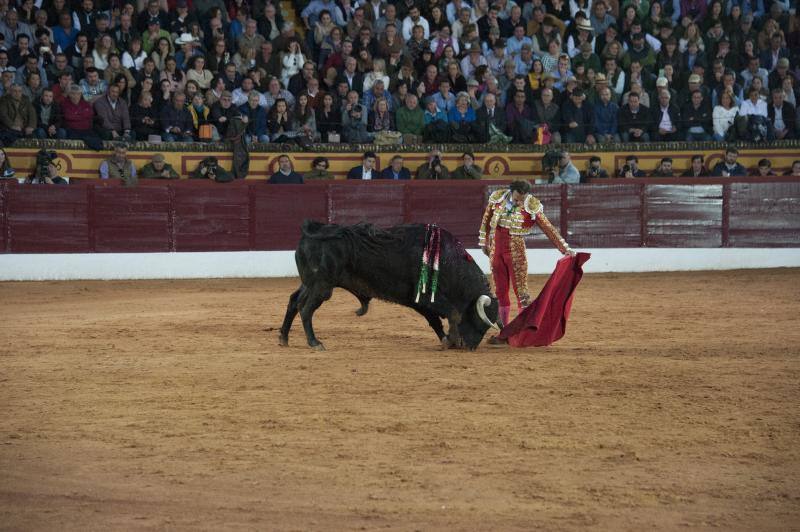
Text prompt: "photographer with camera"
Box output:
[[27, 150, 69, 185], [584, 156, 610, 180], [617, 155, 646, 178], [416, 148, 451, 180], [549, 150, 581, 184]]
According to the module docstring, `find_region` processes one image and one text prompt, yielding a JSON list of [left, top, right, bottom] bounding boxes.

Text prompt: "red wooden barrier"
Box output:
[[0, 178, 798, 253]]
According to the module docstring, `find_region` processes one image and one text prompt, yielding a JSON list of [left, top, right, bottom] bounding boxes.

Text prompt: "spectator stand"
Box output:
[[5, 139, 800, 180]]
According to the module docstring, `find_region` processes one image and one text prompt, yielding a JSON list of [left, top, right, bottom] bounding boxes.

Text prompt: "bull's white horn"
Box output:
[[476, 295, 500, 330]]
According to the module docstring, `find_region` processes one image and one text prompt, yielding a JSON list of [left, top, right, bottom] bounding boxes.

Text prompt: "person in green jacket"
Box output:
[[451, 152, 484, 179], [303, 156, 335, 179], [395, 93, 425, 143], [139, 153, 180, 179]]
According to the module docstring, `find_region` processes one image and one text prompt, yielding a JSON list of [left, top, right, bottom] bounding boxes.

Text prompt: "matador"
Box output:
[[479, 180, 574, 327]]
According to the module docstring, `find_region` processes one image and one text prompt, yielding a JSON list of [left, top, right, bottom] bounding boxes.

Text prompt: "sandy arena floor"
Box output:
[[1, 269, 799, 531]]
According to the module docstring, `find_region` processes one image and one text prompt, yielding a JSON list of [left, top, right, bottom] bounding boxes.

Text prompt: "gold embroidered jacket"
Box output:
[[479, 189, 570, 254]]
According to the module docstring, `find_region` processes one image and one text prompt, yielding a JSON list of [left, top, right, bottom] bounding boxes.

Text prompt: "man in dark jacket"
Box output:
[[209, 90, 242, 138], [768, 88, 797, 140], [619, 92, 650, 142], [681, 90, 713, 141], [560, 89, 595, 144], [160, 91, 194, 141], [650, 90, 680, 142], [34, 88, 66, 139], [711, 148, 747, 177], [268, 154, 304, 184], [93, 85, 133, 140], [475, 92, 507, 142]]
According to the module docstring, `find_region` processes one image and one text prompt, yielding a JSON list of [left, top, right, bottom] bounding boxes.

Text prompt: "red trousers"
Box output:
[[491, 227, 526, 324]]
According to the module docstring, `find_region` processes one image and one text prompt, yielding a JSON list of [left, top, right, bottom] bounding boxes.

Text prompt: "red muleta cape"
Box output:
[[497, 252, 591, 347]]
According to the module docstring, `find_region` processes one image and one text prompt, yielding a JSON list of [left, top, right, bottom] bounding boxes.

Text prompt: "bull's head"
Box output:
[[460, 295, 500, 350]]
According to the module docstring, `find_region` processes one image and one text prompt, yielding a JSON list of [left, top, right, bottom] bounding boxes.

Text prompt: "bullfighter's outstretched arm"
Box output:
[[536, 212, 573, 255]]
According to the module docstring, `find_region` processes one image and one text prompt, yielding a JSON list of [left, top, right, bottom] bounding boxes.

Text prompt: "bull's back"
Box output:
[[295, 222, 487, 308]]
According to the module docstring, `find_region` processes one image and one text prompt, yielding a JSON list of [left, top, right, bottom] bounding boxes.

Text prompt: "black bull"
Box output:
[[279, 221, 501, 350]]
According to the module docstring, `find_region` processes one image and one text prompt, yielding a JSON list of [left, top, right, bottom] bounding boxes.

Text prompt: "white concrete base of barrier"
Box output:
[[0, 248, 798, 281]]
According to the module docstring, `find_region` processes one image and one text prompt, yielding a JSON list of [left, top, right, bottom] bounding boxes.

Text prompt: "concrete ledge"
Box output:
[[0, 248, 798, 281]]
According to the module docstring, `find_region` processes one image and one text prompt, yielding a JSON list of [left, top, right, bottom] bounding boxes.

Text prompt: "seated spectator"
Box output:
[[79, 67, 108, 103], [593, 87, 620, 143], [0, 84, 36, 145], [363, 79, 393, 112], [739, 86, 768, 118], [232, 77, 267, 107], [368, 97, 395, 134], [506, 90, 537, 143], [342, 104, 372, 143], [618, 155, 647, 177], [682, 90, 713, 141], [681, 155, 710, 177], [584, 156, 610, 179], [209, 90, 242, 138], [292, 93, 319, 142], [784, 161, 800, 177], [0, 147, 16, 180], [188, 93, 215, 141], [422, 96, 448, 142], [99, 144, 138, 186], [650, 90, 680, 141], [263, 76, 295, 109], [317, 93, 342, 142], [140, 153, 179, 179], [347, 151, 378, 180], [185, 54, 213, 90], [33, 88, 66, 140], [303, 156, 335, 180], [267, 98, 296, 142], [768, 88, 796, 141], [131, 91, 160, 141], [561, 89, 595, 144], [448, 91, 476, 125], [94, 85, 133, 140], [755, 159, 776, 177], [432, 78, 455, 112], [711, 148, 747, 177], [712, 90, 739, 141], [396, 93, 424, 143], [268, 154, 304, 184], [378, 155, 411, 180], [416, 148, 450, 179], [160, 91, 194, 142], [22, 71, 44, 103], [652, 157, 675, 177], [239, 91, 269, 143], [451, 152, 483, 180], [551, 151, 580, 184], [61, 83, 98, 140], [51, 72, 74, 105], [477, 92, 508, 143]]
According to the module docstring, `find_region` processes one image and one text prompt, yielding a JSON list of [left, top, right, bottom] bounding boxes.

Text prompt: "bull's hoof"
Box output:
[[486, 335, 508, 346], [355, 306, 368, 316], [278, 334, 289, 347], [439, 337, 450, 351], [311, 343, 326, 352]]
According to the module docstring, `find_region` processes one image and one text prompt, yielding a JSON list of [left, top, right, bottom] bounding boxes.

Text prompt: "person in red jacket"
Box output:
[[61, 83, 103, 147]]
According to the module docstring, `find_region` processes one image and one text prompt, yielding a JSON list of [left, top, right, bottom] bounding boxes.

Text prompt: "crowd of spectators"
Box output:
[[0, 0, 799, 148]]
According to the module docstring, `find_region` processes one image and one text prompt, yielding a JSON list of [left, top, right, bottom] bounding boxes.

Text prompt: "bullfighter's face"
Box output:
[[511, 190, 525, 207]]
